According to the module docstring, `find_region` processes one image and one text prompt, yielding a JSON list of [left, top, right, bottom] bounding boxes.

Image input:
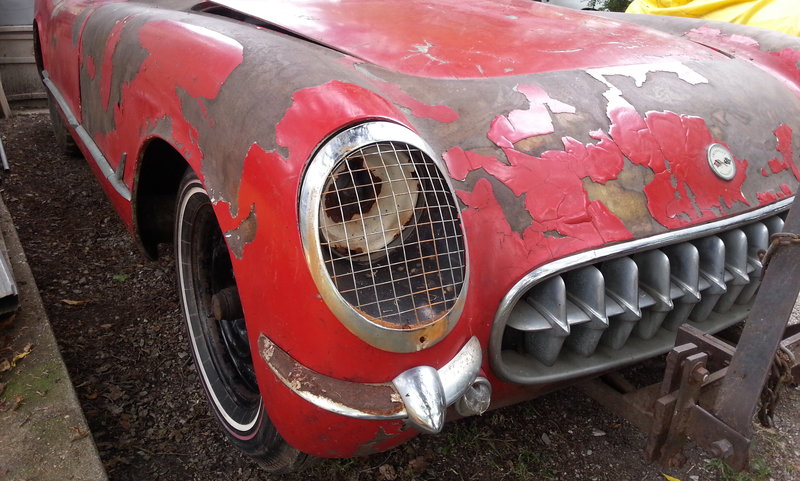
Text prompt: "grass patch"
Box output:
[[707, 457, 771, 481]]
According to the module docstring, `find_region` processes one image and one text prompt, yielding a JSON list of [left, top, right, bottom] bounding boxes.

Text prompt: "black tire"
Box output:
[[175, 170, 313, 473]]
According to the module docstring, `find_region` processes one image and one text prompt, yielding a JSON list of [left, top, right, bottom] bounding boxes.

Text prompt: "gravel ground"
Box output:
[[1, 112, 799, 481]]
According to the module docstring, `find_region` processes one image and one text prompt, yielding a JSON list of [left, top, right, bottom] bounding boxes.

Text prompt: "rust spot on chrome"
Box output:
[[258, 334, 405, 418]]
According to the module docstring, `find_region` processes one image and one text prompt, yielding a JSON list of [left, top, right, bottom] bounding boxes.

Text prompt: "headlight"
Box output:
[[319, 143, 420, 260], [300, 122, 468, 353]]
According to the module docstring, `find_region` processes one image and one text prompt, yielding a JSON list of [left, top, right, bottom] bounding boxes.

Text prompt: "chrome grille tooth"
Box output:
[[690, 236, 727, 322], [564, 266, 608, 357], [523, 276, 569, 366], [662, 243, 701, 330], [600, 257, 640, 349], [506, 299, 550, 332], [715, 230, 750, 312], [565, 301, 590, 325], [736, 222, 768, 305], [764, 216, 785, 236], [632, 250, 672, 339]]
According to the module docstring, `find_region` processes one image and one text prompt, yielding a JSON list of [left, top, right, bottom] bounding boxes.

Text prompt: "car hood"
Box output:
[[209, 0, 722, 78]]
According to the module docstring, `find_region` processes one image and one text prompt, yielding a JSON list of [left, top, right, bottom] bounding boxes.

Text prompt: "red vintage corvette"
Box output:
[[34, 0, 800, 472]]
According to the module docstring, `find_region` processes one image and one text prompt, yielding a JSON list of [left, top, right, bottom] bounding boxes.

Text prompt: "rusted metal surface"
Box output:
[[258, 334, 407, 419], [582, 297, 800, 472], [714, 203, 800, 437], [780, 329, 800, 382]]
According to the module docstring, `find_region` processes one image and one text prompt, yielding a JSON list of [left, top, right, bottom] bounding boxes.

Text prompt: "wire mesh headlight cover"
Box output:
[[300, 122, 468, 353]]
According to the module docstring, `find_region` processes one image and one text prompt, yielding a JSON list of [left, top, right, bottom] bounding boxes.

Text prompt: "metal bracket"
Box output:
[[579, 200, 800, 472]]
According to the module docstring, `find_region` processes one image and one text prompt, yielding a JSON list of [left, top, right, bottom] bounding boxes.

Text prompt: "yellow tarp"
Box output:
[[626, 0, 800, 36]]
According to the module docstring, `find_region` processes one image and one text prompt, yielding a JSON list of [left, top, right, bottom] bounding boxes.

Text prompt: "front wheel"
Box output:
[[174, 170, 312, 472]]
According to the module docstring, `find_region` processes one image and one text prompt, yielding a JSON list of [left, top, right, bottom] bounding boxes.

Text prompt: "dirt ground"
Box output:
[[1, 112, 799, 481]]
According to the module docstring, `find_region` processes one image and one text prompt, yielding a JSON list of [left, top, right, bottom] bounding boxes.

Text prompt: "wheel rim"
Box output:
[[177, 182, 261, 434]]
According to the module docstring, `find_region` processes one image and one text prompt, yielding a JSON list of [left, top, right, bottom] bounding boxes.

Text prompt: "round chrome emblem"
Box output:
[[707, 143, 736, 181]]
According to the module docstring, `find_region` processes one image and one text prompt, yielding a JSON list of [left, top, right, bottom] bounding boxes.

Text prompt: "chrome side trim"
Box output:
[[41, 70, 131, 201], [258, 334, 484, 431], [490, 198, 793, 382]]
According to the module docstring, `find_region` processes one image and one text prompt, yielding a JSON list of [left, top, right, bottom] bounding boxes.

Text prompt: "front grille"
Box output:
[[492, 203, 790, 385]]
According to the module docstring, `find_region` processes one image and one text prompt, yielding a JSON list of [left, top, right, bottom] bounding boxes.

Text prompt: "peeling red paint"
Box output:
[[37, 0, 800, 461], [687, 26, 800, 94], [688, 26, 759, 51], [488, 84, 576, 148], [85, 55, 95, 80], [94, 19, 243, 196], [586, 64, 749, 228], [99, 18, 128, 111], [757, 183, 794, 205], [625, 110, 749, 228], [443, 147, 497, 181], [457, 177, 630, 282], [767, 124, 799, 181], [607, 105, 666, 173], [447, 126, 631, 276], [373, 81, 459, 123], [757, 191, 778, 204], [772, 48, 800, 68], [211, 81, 434, 457]]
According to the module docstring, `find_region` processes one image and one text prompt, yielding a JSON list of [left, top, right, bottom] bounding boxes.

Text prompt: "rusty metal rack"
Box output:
[[579, 202, 800, 471]]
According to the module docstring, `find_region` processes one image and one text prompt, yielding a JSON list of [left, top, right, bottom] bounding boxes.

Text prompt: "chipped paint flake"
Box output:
[[687, 27, 800, 92], [224, 204, 257, 259], [94, 20, 244, 185], [488, 84, 576, 148], [443, 147, 497, 181], [587, 62, 708, 114], [99, 17, 131, 111], [374, 81, 459, 123], [407, 40, 446, 64], [767, 124, 799, 181], [587, 64, 748, 228], [85, 55, 96, 80], [688, 26, 760, 51]]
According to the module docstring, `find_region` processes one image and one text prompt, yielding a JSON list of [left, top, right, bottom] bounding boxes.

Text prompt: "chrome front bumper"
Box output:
[[257, 335, 488, 433]]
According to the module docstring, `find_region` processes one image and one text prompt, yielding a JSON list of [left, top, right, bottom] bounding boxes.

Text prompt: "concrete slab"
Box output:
[[0, 194, 107, 481]]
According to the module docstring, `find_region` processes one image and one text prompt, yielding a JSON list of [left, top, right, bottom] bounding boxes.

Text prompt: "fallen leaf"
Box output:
[[100, 323, 112, 329], [61, 299, 90, 306], [85, 392, 99, 400], [70, 426, 90, 441], [378, 464, 397, 481], [104, 385, 124, 402], [662, 474, 681, 481], [10, 344, 32, 366], [9, 396, 23, 411], [408, 456, 428, 474], [112, 274, 131, 282]]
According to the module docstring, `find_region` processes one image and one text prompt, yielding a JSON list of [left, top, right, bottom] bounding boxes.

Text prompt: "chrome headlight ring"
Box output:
[[299, 121, 468, 353]]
